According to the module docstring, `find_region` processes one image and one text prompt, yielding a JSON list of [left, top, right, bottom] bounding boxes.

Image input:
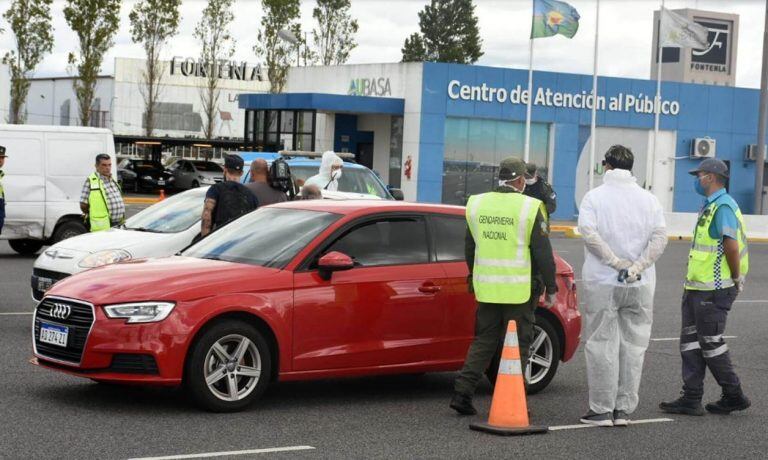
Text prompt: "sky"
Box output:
[[0, 0, 765, 88]]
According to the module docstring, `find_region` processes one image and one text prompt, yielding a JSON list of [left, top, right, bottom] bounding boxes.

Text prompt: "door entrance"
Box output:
[[357, 142, 374, 170]]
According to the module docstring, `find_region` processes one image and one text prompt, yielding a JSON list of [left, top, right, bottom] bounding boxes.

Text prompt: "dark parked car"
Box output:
[[118, 159, 175, 192]]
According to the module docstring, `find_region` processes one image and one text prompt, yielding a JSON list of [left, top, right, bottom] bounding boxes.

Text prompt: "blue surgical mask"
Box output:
[[694, 176, 707, 196]]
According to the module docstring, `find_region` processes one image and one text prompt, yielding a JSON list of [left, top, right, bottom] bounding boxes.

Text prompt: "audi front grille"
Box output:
[[33, 297, 95, 365]]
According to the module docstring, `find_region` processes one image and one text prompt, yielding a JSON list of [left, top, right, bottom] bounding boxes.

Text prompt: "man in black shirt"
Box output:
[[245, 159, 288, 206], [201, 154, 258, 237], [523, 163, 557, 219]]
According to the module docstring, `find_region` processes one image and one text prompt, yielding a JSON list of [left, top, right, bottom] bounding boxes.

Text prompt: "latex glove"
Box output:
[[544, 292, 557, 308], [611, 258, 633, 271], [733, 276, 745, 294], [624, 264, 642, 284]]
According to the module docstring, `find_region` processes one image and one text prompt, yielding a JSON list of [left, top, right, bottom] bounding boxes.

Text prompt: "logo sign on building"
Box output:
[[348, 78, 392, 97], [690, 20, 730, 74], [170, 56, 264, 82]]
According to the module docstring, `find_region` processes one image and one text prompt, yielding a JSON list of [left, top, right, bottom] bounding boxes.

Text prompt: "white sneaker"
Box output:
[[580, 410, 614, 427], [613, 410, 629, 427]]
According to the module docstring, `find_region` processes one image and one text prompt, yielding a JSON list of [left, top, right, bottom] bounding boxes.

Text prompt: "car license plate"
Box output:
[[37, 277, 53, 292], [40, 323, 68, 347], [158, 179, 165, 185]]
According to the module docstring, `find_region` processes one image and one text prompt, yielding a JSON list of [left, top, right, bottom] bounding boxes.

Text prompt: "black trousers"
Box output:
[[680, 287, 741, 399]]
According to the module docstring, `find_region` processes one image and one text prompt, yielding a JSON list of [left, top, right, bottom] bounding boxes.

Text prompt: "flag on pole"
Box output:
[[531, 0, 580, 39], [659, 7, 709, 48]]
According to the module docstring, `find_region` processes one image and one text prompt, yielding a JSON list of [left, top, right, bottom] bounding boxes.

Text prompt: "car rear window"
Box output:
[[192, 161, 223, 172], [431, 215, 467, 262], [325, 217, 429, 266]]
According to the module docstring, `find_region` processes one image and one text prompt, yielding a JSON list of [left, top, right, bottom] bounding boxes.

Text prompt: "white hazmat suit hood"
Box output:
[[304, 151, 343, 192], [577, 167, 668, 416]]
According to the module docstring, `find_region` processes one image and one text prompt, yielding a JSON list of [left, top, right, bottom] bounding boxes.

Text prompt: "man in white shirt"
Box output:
[[577, 145, 668, 427]]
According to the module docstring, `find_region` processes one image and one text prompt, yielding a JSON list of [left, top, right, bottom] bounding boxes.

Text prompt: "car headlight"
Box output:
[[103, 302, 176, 324], [142, 175, 153, 180], [78, 249, 132, 268]]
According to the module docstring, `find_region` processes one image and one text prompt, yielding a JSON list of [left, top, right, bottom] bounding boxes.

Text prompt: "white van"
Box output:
[[0, 125, 116, 255]]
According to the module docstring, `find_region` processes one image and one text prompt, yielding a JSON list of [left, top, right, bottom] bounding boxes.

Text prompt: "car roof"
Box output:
[[239, 152, 368, 169], [269, 199, 465, 216]]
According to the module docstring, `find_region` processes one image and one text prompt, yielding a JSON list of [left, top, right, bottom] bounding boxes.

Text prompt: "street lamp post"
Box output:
[[278, 29, 300, 66]]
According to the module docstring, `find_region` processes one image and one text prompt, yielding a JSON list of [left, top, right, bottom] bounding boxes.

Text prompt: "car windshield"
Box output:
[[124, 188, 207, 233], [191, 161, 223, 172], [183, 207, 339, 268], [291, 165, 390, 199], [133, 161, 161, 170]]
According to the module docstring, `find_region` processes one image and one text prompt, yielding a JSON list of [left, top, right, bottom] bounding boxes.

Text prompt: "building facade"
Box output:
[[241, 62, 766, 219]]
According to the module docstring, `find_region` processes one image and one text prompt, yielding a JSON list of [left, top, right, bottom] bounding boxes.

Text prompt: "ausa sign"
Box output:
[[171, 56, 264, 82]]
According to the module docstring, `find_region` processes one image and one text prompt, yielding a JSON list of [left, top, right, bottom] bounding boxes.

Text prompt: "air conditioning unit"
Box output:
[[744, 144, 768, 161], [691, 138, 716, 158]]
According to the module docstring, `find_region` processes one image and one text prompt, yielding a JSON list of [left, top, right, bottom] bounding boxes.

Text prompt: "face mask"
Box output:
[[333, 170, 342, 180], [694, 175, 707, 196], [525, 178, 537, 186]]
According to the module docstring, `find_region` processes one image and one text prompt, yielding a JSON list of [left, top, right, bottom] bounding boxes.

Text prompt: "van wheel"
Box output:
[[9, 239, 44, 256], [485, 315, 561, 394], [185, 320, 272, 412], [52, 220, 88, 243]]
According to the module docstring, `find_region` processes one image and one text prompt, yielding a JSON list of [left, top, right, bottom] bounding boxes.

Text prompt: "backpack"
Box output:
[[268, 157, 295, 199], [213, 182, 257, 229]]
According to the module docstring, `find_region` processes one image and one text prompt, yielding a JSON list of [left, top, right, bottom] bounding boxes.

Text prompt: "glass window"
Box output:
[[291, 166, 390, 199], [184, 208, 340, 268], [326, 217, 429, 267], [124, 188, 208, 233], [266, 110, 279, 133], [431, 215, 467, 262], [296, 134, 313, 151], [255, 110, 265, 138], [191, 161, 223, 172], [245, 111, 254, 143], [280, 110, 295, 133], [297, 111, 313, 134]]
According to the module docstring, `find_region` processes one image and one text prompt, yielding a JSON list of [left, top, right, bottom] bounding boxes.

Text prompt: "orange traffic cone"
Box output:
[[159, 189, 166, 201], [470, 320, 548, 436]]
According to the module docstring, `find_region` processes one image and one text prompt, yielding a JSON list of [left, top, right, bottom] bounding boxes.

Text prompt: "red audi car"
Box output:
[[32, 201, 580, 412]]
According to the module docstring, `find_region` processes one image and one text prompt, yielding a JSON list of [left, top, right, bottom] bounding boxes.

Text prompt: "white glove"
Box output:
[[544, 292, 557, 308], [611, 258, 633, 271], [733, 276, 745, 294], [624, 264, 642, 284]]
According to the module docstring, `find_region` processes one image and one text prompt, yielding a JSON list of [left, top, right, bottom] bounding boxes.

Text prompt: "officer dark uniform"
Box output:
[[660, 158, 751, 416], [0, 146, 7, 235], [450, 157, 558, 416], [523, 163, 557, 219]]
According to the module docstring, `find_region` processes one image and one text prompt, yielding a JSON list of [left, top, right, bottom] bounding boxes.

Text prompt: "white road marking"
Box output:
[[734, 300, 765, 303], [548, 418, 674, 431], [128, 445, 316, 460], [0, 312, 33, 316], [651, 336, 737, 342]]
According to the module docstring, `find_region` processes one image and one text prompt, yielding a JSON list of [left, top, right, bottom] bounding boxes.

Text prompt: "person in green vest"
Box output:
[[0, 145, 7, 235], [661, 158, 750, 416], [79, 154, 125, 232], [450, 156, 558, 416]]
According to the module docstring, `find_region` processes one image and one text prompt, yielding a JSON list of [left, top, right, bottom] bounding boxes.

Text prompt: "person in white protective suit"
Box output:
[[304, 151, 343, 192], [577, 145, 668, 427]]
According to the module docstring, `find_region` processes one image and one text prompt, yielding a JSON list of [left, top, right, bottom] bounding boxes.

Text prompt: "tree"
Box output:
[[194, 0, 235, 140], [254, 0, 301, 94], [311, 0, 358, 66], [129, 0, 182, 137], [64, 0, 121, 127], [2, 0, 54, 124], [401, 33, 427, 63], [400, 0, 483, 64]]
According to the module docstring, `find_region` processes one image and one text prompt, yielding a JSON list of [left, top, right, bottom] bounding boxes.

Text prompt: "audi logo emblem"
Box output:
[[49, 303, 71, 320]]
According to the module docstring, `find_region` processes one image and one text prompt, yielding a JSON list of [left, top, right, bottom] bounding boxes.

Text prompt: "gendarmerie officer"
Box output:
[[523, 162, 557, 220], [450, 156, 558, 416]]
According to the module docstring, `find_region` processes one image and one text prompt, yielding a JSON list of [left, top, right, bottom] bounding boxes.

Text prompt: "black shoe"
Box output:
[[705, 393, 751, 414], [450, 393, 477, 416], [659, 396, 705, 416], [580, 410, 614, 427]]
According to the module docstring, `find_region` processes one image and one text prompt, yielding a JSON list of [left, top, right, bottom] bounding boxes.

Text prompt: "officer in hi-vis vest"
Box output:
[[661, 158, 751, 416], [0, 145, 7, 235], [80, 154, 125, 232], [450, 157, 558, 416]]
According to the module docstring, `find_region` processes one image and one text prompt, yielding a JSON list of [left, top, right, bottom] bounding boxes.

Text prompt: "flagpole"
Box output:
[[650, 1, 665, 194], [588, 0, 600, 190], [524, 37, 534, 162]]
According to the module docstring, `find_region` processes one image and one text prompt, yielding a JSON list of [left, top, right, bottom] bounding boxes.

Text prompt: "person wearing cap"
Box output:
[[661, 158, 750, 416], [80, 153, 125, 232], [0, 146, 7, 235], [450, 156, 558, 416], [200, 154, 258, 237], [577, 145, 667, 427], [523, 162, 557, 220]]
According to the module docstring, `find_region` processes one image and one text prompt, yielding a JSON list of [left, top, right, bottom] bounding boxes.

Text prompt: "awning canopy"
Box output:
[[238, 92, 405, 115]]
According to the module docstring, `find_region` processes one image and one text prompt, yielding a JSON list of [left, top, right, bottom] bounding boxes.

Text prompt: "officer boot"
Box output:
[[659, 393, 705, 416], [449, 392, 477, 416], [705, 390, 751, 414]]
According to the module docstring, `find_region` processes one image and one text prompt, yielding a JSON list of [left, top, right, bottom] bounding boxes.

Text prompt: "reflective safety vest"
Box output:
[[87, 173, 112, 232], [466, 192, 541, 304], [685, 196, 749, 291]]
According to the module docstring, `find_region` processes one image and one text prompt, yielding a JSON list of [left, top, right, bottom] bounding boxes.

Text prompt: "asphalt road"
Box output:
[[1, 237, 767, 459]]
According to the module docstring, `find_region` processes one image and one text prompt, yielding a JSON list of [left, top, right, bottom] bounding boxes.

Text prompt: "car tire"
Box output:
[[185, 320, 272, 412], [485, 314, 561, 395], [191, 180, 200, 188], [9, 239, 44, 256], [52, 220, 88, 244]]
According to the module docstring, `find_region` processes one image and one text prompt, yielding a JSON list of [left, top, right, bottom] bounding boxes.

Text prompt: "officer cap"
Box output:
[[688, 158, 729, 179], [0, 145, 6, 157], [498, 157, 526, 181], [525, 162, 538, 177], [224, 153, 244, 172]]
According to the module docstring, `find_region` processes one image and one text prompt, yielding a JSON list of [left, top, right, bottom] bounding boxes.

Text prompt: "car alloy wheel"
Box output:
[[204, 334, 262, 402], [526, 325, 553, 385]]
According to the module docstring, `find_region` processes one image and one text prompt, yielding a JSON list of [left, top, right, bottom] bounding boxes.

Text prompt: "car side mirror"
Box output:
[[317, 251, 355, 280], [388, 187, 404, 201]]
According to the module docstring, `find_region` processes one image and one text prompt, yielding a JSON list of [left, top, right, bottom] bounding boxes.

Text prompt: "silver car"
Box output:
[[167, 159, 224, 190]]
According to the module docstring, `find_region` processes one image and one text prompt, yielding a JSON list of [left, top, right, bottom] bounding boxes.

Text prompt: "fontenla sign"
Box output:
[[447, 80, 681, 116], [171, 56, 264, 82]]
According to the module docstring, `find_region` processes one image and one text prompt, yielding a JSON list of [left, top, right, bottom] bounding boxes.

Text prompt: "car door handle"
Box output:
[[418, 283, 441, 294]]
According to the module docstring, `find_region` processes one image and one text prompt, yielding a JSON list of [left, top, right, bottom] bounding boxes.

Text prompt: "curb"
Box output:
[[550, 226, 768, 243]]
